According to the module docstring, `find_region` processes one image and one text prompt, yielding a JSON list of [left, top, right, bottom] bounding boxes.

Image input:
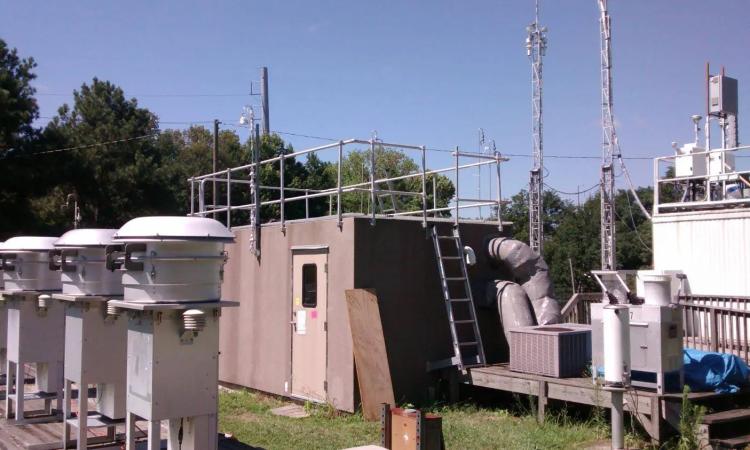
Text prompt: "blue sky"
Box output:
[[2, 0, 748, 204]]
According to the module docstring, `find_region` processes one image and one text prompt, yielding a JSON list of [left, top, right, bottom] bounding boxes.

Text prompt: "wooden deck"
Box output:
[[466, 364, 735, 444], [0, 380, 258, 449]]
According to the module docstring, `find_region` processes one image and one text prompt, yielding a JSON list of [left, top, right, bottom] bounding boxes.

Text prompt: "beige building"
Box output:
[[218, 215, 511, 412]]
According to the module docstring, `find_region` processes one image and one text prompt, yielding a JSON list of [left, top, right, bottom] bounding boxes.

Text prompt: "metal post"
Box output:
[[653, 159, 659, 216], [261, 67, 270, 135], [189, 178, 195, 216], [213, 119, 219, 219], [280, 153, 285, 232], [252, 123, 261, 256], [421, 145, 427, 228], [705, 62, 711, 151], [611, 390, 625, 450], [432, 177, 437, 218], [226, 169, 231, 227], [199, 180, 206, 216], [370, 139, 376, 226], [496, 152, 503, 231], [454, 147, 459, 227], [305, 190, 310, 219], [337, 141, 343, 228]]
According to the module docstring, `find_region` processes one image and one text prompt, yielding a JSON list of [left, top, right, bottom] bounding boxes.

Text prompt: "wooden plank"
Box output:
[[472, 364, 607, 390], [469, 370, 539, 396], [345, 289, 395, 421], [537, 381, 547, 423], [701, 408, 750, 425], [469, 365, 655, 413]]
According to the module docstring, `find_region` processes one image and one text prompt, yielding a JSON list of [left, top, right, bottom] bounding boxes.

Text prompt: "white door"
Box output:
[[291, 252, 328, 402]]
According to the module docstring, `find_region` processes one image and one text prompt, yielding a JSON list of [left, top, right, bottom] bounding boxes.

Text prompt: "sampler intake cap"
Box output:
[[113, 216, 235, 243], [55, 228, 118, 248]]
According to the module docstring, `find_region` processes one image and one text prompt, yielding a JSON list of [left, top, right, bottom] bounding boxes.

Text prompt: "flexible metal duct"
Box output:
[[488, 280, 537, 343], [487, 237, 561, 325]]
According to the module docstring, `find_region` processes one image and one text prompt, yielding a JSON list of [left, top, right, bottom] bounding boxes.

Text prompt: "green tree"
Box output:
[[36, 78, 164, 229], [502, 189, 575, 243], [155, 125, 248, 221], [542, 188, 653, 300], [334, 146, 455, 216], [0, 39, 45, 237], [0, 39, 38, 152]]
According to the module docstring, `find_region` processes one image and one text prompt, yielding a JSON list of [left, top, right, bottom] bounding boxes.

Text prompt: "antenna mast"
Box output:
[[598, 0, 616, 270], [598, 0, 653, 270], [527, 0, 547, 254]]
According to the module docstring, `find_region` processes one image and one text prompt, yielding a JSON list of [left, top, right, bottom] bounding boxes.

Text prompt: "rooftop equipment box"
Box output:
[[509, 324, 591, 378], [709, 75, 738, 116]]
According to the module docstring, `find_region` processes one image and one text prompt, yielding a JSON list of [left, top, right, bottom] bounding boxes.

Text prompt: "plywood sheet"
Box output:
[[345, 289, 395, 421]]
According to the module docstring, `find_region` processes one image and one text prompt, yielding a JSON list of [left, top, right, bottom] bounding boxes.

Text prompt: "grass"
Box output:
[[218, 389, 618, 450]]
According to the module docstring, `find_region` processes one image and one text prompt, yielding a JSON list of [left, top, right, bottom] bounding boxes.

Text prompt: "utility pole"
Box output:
[[261, 67, 270, 135], [477, 128, 486, 220], [213, 119, 220, 219], [526, 0, 547, 254], [598, 0, 617, 271]]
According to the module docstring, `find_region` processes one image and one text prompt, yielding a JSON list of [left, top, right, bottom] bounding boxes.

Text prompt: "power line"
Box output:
[[2, 134, 158, 158], [18, 122, 660, 162], [544, 182, 599, 196], [36, 93, 250, 98], [271, 130, 340, 142]]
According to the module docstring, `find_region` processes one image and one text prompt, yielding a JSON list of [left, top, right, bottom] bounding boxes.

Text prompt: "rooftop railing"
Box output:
[[188, 138, 508, 234], [654, 144, 750, 215]]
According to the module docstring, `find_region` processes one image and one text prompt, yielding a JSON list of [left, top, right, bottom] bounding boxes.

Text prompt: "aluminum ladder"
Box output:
[[430, 226, 486, 372], [376, 179, 399, 215]]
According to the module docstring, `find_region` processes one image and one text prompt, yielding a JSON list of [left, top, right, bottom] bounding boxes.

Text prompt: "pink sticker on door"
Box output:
[[310, 310, 318, 319]]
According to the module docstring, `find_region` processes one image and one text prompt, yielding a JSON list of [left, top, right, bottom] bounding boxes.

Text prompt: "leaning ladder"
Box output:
[[430, 226, 486, 371], [376, 179, 399, 215]]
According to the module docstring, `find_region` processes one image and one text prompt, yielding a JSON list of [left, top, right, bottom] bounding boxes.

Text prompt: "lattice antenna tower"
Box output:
[[598, 0, 617, 270], [526, 0, 547, 254]]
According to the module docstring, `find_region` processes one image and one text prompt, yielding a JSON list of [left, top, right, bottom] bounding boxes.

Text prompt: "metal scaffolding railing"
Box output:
[[188, 138, 509, 234], [654, 144, 750, 215]]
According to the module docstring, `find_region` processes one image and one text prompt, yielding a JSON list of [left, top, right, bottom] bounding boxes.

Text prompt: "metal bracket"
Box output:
[[180, 331, 195, 345], [124, 243, 146, 271], [47, 250, 61, 271], [380, 403, 392, 448], [0, 253, 15, 271], [60, 249, 78, 273], [105, 244, 124, 271]]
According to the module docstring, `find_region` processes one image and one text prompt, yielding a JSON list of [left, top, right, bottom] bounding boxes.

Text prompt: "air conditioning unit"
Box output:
[[509, 324, 591, 378]]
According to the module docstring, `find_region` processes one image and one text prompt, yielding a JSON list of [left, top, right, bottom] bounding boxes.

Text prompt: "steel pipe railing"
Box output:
[[188, 136, 509, 230], [654, 144, 750, 215]]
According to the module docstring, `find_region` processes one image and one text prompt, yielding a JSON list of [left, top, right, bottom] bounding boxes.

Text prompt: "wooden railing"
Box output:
[[560, 292, 601, 325], [679, 295, 750, 363], [561, 293, 750, 365]]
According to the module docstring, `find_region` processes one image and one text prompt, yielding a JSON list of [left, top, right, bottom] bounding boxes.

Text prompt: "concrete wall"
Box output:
[[219, 215, 513, 412], [653, 209, 750, 296], [219, 217, 356, 411]]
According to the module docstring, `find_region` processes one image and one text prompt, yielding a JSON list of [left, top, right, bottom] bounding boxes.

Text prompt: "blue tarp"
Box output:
[[683, 348, 750, 393]]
